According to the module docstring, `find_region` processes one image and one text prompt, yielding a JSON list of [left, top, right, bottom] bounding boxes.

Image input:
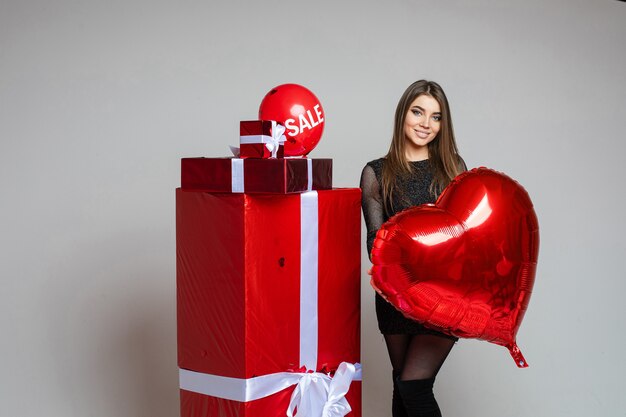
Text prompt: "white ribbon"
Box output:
[[269, 121, 286, 158], [179, 362, 362, 415], [231, 158, 244, 193], [287, 362, 361, 417], [229, 145, 240, 158], [306, 159, 313, 191], [300, 191, 318, 371], [239, 121, 286, 158]]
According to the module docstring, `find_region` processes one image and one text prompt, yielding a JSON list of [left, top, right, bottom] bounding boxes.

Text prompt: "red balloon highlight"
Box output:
[[259, 84, 325, 157], [371, 167, 539, 367]]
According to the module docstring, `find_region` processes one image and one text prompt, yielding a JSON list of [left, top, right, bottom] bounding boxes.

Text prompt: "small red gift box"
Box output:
[[239, 120, 286, 159], [176, 188, 362, 417], [181, 157, 332, 194]]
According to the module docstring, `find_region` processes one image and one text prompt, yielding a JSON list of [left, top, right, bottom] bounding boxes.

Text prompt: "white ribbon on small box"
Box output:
[[239, 120, 286, 158], [179, 191, 361, 417]]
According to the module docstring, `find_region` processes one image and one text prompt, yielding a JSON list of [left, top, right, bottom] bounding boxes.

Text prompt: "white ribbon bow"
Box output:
[[287, 362, 360, 417], [266, 121, 286, 158], [235, 121, 286, 158]]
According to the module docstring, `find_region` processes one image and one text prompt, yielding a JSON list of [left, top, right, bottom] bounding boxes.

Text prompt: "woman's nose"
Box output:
[[419, 116, 430, 128]]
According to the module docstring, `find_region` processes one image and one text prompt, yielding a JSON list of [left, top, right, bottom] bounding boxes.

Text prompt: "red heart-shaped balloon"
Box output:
[[371, 167, 539, 367]]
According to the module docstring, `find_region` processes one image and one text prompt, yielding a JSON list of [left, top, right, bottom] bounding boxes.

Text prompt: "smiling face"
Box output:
[[403, 94, 442, 160]]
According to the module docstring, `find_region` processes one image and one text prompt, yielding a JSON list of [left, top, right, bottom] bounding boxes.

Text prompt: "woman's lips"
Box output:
[[414, 129, 430, 139]]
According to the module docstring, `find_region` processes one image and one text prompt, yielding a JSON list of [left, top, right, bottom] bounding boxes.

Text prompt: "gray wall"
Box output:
[[2, 1, 625, 416]]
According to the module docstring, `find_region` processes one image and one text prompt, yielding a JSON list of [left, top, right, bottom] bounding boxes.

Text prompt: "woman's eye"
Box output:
[[412, 110, 422, 116], [432, 115, 441, 122]]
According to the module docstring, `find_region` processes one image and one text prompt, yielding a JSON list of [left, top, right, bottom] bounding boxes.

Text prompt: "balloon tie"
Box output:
[[507, 343, 529, 368]]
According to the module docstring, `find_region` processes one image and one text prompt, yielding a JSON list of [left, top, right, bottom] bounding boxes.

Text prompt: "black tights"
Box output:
[[384, 334, 455, 417]]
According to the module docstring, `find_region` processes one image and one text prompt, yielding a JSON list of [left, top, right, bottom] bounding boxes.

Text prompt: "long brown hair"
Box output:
[[381, 80, 463, 212]]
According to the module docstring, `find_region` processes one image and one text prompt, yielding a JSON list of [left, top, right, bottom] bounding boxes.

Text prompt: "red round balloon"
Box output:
[[371, 167, 539, 367], [258, 84, 325, 157]]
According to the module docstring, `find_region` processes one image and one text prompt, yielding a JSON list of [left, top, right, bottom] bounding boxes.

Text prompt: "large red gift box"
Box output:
[[181, 157, 332, 194], [176, 188, 361, 417]]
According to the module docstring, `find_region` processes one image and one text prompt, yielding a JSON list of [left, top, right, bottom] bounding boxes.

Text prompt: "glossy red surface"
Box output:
[[176, 188, 362, 415], [258, 84, 325, 157], [371, 167, 539, 367], [180, 157, 332, 194]]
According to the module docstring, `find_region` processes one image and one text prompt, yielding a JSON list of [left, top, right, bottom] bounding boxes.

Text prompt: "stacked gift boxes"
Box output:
[[176, 121, 362, 417]]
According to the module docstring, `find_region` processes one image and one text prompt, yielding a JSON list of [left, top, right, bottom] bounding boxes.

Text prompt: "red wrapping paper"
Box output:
[[239, 120, 285, 158], [176, 188, 361, 417], [181, 157, 332, 194]]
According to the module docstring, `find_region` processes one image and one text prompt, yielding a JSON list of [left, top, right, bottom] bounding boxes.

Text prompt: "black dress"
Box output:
[[360, 157, 459, 340]]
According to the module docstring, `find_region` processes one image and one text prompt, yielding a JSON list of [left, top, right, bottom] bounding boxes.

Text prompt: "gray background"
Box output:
[[1, 1, 625, 416]]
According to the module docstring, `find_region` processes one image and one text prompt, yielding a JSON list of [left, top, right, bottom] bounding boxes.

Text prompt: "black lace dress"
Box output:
[[360, 157, 460, 339]]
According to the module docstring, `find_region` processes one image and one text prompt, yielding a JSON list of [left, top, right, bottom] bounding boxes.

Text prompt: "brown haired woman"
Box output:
[[360, 80, 466, 417]]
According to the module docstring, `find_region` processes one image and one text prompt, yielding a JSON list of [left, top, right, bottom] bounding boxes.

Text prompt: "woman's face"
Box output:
[[403, 94, 441, 151]]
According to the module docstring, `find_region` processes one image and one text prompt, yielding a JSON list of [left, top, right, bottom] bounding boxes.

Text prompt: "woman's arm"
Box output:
[[360, 165, 384, 262]]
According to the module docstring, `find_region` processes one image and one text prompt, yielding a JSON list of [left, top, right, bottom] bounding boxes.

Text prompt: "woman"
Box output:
[[360, 80, 466, 417]]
